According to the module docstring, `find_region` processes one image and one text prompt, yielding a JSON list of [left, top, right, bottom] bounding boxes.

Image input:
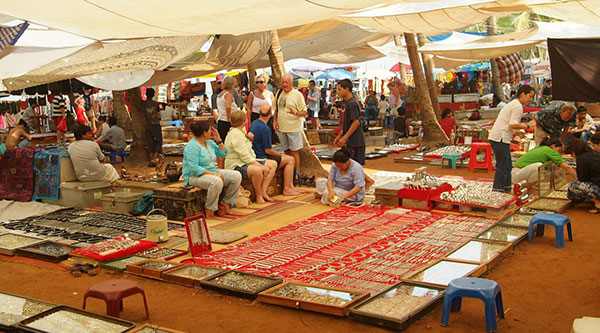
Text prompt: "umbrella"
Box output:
[[316, 69, 355, 80], [390, 63, 411, 73], [290, 70, 312, 79], [360, 68, 395, 80]]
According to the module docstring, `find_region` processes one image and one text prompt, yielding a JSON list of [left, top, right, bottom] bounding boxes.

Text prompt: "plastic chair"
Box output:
[[169, 120, 183, 127], [468, 142, 494, 173], [83, 279, 150, 319], [441, 153, 464, 170], [527, 213, 572, 248], [441, 277, 504, 332], [110, 150, 128, 164]]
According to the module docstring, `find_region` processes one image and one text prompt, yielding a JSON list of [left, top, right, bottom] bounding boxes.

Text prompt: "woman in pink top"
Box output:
[[438, 108, 456, 138]]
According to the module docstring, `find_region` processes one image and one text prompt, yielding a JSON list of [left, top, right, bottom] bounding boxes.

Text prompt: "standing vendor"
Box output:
[[488, 85, 535, 192]]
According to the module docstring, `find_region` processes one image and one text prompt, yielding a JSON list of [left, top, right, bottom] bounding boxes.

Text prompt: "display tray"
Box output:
[[476, 225, 528, 244], [541, 190, 569, 200], [200, 270, 283, 300], [0, 233, 44, 256], [126, 259, 182, 279], [133, 247, 187, 261], [162, 264, 224, 287], [431, 195, 515, 210], [15, 241, 79, 263], [498, 213, 532, 228], [17, 305, 135, 333], [525, 198, 571, 213], [126, 323, 187, 333], [257, 282, 370, 317], [0, 291, 56, 330], [406, 260, 485, 287], [100, 255, 147, 272], [444, 239, 512, 269], [349, 282, 445, 330], [70, 237, 157, 262]]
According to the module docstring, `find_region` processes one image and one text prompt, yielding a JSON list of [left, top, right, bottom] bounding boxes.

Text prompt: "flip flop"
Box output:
[[70, 266, 82, 277], [589, 208, 600, 214]]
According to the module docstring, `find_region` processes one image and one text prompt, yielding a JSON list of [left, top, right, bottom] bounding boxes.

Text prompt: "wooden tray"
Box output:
[[476, 225, 528, 245], [200, 270, 282, 300], [17, 305, 135, 333], [126, 259, 181, 279], [526, 197, 571, 213], [0, 291, 56, 330], [133, 247, 187, 261], [15, 241, 78, 263], [498, 213, 532, 228], [257, 281, 369, 317], [100, 255, 147, 272], [162, 264, 224, 287], [349, 282, 445, 330], [444, 239, 512, 270], [0, 233, 44, 256], [405, 260, 486, 287], [126, 323, 187, 333]]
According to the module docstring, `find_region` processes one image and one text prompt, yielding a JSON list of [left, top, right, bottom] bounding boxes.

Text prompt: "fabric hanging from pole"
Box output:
[[548, 38, 600, 103], [495, 52, 526, 83], [0, 22, 28, 51]]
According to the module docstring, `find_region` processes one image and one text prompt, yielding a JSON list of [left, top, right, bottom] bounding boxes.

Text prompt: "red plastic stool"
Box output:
[[83, 279, 150, 319], [468, 142, 494, 173]]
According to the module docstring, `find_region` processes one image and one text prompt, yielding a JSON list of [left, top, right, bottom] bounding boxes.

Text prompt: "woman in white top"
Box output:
[[246, 73, 274, 125], [488, 85, 535, 192], [216, 76, 239, 141]]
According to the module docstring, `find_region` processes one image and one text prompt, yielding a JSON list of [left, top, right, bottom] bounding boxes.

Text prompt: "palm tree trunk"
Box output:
[[418, 33, 442, 120], [247, 63, 256, 91], [487, 16, 506, 102], [268, 31, 285, 91], [125, 87, 150, 165], [393, 35, 409, 85], [404, 33, 448, 142], [112, 90, 132, 139]]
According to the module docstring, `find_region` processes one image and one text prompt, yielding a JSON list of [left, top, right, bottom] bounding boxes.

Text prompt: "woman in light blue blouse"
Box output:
[[183, 121, 241, 218], [315, 147, 366, 205]]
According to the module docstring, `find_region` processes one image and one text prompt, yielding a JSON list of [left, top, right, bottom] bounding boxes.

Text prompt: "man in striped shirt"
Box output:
[[52, 91, 67, 143]]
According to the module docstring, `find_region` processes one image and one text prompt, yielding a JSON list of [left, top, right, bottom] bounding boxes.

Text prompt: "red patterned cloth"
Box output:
[[495, 52, 526, 84], [0, 146, 42, 201]]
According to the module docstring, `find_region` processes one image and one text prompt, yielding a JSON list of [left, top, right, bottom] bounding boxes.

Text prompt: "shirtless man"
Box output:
[[5, 120, 32, 149]]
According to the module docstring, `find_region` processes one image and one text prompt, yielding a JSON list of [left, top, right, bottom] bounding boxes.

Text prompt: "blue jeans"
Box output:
[[490, 140, 512, 191], [17, 139, 30, 148]]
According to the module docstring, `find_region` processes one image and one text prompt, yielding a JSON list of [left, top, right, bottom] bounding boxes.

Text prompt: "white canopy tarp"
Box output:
[[0, 0, 408, 40], [77, 70, 155, 91]]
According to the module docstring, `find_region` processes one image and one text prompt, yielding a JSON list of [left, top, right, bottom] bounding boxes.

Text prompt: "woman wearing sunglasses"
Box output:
[[246, 73, 275, 125]]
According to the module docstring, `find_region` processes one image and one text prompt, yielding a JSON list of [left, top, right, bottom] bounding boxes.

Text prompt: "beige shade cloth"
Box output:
[[0, 0, 409, 40], [339, 0, 521, 36], [0, 200, 64, 221], [526, 0, 600, 26], [2, 35, 209, 90], [307, 44, 385, 64]]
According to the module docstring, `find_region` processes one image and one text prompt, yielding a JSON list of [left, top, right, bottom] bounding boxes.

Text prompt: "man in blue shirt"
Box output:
[[250, 104, 302, 196]]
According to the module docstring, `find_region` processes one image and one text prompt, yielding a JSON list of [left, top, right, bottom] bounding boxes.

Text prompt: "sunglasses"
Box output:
[[255, 81, 264, 84]]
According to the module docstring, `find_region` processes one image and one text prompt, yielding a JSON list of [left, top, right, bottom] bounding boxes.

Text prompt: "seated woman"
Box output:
[[511, 137, 577, 195], [314, 147, 366, 205], [225, 110, 277, 204], [183, 121, 241, 218], [566, 138, 600, 214]]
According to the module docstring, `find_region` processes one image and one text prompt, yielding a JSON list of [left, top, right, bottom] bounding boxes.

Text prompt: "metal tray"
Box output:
[[0, 291, 56, 330], [162, 264, 224, 287], [444, 239, 512, 269], [257, 281, 370, 317], [126, 259, 181, 280], [16, 305, 135, 333], [349, 282, 445, 330], [100, 255, 147, 272], [406, 260, 485, 287], [0, 233, 44, 256], [476, 225, 528, 244], [15, 241, 78, 263], [200, 270, 283, 300]]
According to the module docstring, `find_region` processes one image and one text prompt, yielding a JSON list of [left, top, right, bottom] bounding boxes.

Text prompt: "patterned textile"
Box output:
[[495, 52, 525, 84], [0, 146, 41, 202], [568, 181, 600, 203], [0, 23, 28, 51], [32, 147, 70, 201]]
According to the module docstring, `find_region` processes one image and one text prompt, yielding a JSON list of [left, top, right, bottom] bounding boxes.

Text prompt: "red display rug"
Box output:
[[193, 207, 494, 293]]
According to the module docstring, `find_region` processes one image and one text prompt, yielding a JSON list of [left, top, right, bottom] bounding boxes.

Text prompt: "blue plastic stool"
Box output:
[[109, 150, 128, 164], [441, 277, 504, 332], [527, 213, 572, 248], [169, 120, 183, 127], [441, 153, 464, 170]]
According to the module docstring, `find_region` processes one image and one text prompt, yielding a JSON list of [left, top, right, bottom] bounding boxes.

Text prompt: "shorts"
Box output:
[[267, 155, 282, 168], [52, 116, 65, 132], [85, 109, 95, 119], [307, 108, 318, 118], [147, 124, 163, 153], [276, 131, 303, 151], [234, 160, 265, 178]]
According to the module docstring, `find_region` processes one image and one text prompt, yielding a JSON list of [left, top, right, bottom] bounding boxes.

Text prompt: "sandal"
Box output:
[[589, 208, 600, 214], [81, 263, 98, 276], [70, 266, 82, 277]]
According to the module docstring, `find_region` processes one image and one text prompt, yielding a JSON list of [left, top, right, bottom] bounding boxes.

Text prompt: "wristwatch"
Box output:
[[215, 140, 223, 145]]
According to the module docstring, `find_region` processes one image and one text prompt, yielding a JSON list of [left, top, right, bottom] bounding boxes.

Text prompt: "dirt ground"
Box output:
[[1, 151, 599, 332]]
